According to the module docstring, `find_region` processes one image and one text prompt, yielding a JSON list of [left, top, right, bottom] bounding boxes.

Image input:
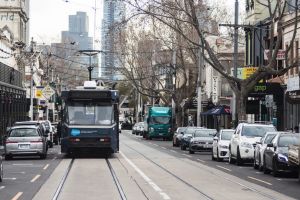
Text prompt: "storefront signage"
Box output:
[[264, 49, 285, 60], [286, 90, 300, 104]]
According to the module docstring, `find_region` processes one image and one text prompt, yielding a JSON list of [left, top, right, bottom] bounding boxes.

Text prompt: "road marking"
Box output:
[[183, 154, 192, 158], [153, 144, 159, 146], [170, 150, 177, 153], [43, 164, 49, 170], [255, 172, 262, 174], [11, 192, 23, 200], [161, 147, 167, 150], [248, 176, 272, 186], [216, 165, 232, 172], [120, 151, 170, 200], [12, 164, 32, 166], [197, 159, 206, 163], [8, 172, 25, 174], [30, 175, 41, 183], [0, 186, 5, 190], [3, 177, 16, 180]]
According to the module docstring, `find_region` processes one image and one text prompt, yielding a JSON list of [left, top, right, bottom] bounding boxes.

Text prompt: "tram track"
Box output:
[[123, 142, 281, 200], [51, 158, 128, 200]]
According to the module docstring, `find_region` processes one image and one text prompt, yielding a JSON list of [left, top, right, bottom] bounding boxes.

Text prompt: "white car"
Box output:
[[229, 123, 276, 165], [212, 129, 235, 161], [253, 132, 277, 170]]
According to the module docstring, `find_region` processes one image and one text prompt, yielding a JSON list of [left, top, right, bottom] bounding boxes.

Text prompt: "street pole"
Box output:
[[197, 42, 204, 127], [30, 62, 34, 120], [232, 0, 239, 126], [172, 49, 176, 127]]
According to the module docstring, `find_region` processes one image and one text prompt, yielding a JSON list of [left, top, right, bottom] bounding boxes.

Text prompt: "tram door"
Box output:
[[114, 104, 119, 151]]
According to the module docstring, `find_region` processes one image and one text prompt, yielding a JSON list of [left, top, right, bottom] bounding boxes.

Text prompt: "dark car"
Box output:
[[173, 127, 187, 147], [263, 132, 299, 176]]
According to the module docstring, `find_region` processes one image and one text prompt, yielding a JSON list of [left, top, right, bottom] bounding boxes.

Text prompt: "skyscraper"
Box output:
[[101, 0, 125, 81]]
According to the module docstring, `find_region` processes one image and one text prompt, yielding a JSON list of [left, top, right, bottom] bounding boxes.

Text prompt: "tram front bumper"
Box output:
[[61, 137, 112, 153]]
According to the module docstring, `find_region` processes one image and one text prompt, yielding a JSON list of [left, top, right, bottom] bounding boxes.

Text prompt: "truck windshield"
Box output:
[[67, 103, 114, 125], [150, 116, 170, 124]]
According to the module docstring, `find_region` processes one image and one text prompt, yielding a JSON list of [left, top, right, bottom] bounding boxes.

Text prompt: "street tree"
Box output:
[[123, 0, 300, 122]]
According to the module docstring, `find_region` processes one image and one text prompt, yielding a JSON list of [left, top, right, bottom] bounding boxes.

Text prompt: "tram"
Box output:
[[60, 81, 119, 155]]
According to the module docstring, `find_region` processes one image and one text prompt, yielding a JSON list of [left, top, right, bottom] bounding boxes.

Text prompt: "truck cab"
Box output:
[[144, 107, 172, 140]]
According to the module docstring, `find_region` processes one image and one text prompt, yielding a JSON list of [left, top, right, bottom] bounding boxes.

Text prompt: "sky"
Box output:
[[29, 0, 103, 46], [29, 0, 245, 46]]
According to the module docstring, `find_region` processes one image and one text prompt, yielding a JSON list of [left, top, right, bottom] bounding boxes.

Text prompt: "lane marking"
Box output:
[[30, 174, 41, 183], [3, 177, 16, 180], [0, 186, 5, 190], [43, 164, 50, 170], [255, 172, 262, 174], [216, 165, 232, 172], [12, 164, 32, 166], [197, 159, 206, 163], [11, 192, 23, 200], [170, 150, 176, 153], [153, 144, 159, 147], [120, 151, 170, 200], [161, 147, 167, 150], [8, 172, 25, 174], [248, 176, 272, 186]]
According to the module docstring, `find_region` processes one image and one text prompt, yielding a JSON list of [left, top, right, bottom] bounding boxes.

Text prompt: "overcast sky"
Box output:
[[29, 0, 244, 45]]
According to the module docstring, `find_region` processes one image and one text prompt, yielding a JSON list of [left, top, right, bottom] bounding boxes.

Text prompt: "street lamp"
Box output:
[[78, 50, 101, 81]]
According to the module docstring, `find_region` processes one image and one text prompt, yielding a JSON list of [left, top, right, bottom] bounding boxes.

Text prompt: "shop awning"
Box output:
[[201, 106, 231, 116]]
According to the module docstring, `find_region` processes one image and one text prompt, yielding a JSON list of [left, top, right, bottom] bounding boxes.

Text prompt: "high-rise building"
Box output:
[[101, 0, 125, 81], [62, 12, 93, 50]]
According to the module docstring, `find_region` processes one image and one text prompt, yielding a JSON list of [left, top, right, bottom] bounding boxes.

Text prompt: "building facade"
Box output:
[[101, 0, 125, 80]]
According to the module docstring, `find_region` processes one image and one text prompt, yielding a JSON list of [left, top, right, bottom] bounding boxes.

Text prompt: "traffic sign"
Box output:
[[42, 85, 55, 99]]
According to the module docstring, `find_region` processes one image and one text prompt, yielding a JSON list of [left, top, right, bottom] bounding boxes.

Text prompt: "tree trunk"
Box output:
[[236, 90, 247, 122]]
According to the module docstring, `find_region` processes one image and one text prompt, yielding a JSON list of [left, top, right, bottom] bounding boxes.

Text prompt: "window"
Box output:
[[241, 126, 276, 137], [221, 130, 235, 140], [194, 130, 216, 137], [9, 129, 39, 137]]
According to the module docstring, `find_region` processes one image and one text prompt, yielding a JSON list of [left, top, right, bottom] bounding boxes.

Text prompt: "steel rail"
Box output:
[[106, 159, 127, 200], [52, 159, 74, 200]]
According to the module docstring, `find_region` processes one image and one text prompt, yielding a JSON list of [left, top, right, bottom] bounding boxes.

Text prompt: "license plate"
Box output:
[[18, 144, 30, 149]]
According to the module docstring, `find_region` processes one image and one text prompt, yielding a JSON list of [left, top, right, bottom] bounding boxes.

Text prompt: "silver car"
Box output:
[[5, 126, 48, 160], [189, 129, 217, 154]]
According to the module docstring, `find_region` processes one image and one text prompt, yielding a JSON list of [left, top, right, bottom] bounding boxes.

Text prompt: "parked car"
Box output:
[[189, 129, 217, 154], [13, 121, 51, 147], [253, 132, 277, 170], [4, 125, 48, 160], [212, 129, 235, 161], [263, 132, 299, 176], [40, 120, 54, 148], [132, 123, 139, 135], [180, 127, 203, 150], [137, 122, 145, 136], [173, 127, 187, 147], [229, 123, 276, 165]]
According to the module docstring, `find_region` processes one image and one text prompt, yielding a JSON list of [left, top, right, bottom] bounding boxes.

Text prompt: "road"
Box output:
[[0, 130, 299, 200]]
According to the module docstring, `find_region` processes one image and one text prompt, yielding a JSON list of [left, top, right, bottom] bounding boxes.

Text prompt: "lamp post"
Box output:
[[78, 50, 101, 80]]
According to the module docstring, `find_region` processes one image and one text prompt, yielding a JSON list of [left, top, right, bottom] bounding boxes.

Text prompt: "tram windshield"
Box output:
[[67, 102, 114, 125]]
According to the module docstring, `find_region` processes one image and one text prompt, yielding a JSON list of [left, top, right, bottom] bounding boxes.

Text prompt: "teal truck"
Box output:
[[144, 106, 172, 140]]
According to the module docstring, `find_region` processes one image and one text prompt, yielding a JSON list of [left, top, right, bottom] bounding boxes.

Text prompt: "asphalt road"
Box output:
[[124, 131, 300, 200], [0, 145, 63, 200]]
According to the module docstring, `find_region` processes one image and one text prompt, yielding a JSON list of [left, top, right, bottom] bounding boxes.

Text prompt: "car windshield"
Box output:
[[67, 102, 114, 125], [278, 135, 299, 147], [9, 129, 39, 137], [150, 116, 170, 124], [264, 134, 276, 144], [194, 130, 216, 137], [177, 127, 186, 133], [221, 130, 235, 140], [241, 126, 275, 137]]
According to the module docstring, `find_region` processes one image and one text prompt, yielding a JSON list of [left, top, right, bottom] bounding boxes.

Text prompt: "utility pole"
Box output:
[[233, 0, 239, 126], [29, 38, 36, 120], [78, 50, 101, 81]]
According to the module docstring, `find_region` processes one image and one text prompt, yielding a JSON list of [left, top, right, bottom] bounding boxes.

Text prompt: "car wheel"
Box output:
[[263, 156, 271, 174], [272, 159, 280, 177], [228, 148, 235, 164], [216, 148, 223, 162], [189, 150, 194, 154], [258, 154, 263, 171], [253, 153, 259, 169], [0, 162, 3, 182], [182, 145, 186, 150], [5, 155, 12, 160], [236, 147, 243, 166]]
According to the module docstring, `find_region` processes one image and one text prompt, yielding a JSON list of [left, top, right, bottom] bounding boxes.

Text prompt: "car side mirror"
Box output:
[[267, 143, 273, 147], [213, 136, 218, 141]]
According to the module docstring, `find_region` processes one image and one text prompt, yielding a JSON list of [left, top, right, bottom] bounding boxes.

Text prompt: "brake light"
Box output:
[[5, 139, 17, 144], [69, 138, 80, 142], [30, 139, 43, 143]]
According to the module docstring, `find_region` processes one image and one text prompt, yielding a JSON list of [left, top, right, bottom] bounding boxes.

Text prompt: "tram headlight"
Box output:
[[150, 127, 154, 133]]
